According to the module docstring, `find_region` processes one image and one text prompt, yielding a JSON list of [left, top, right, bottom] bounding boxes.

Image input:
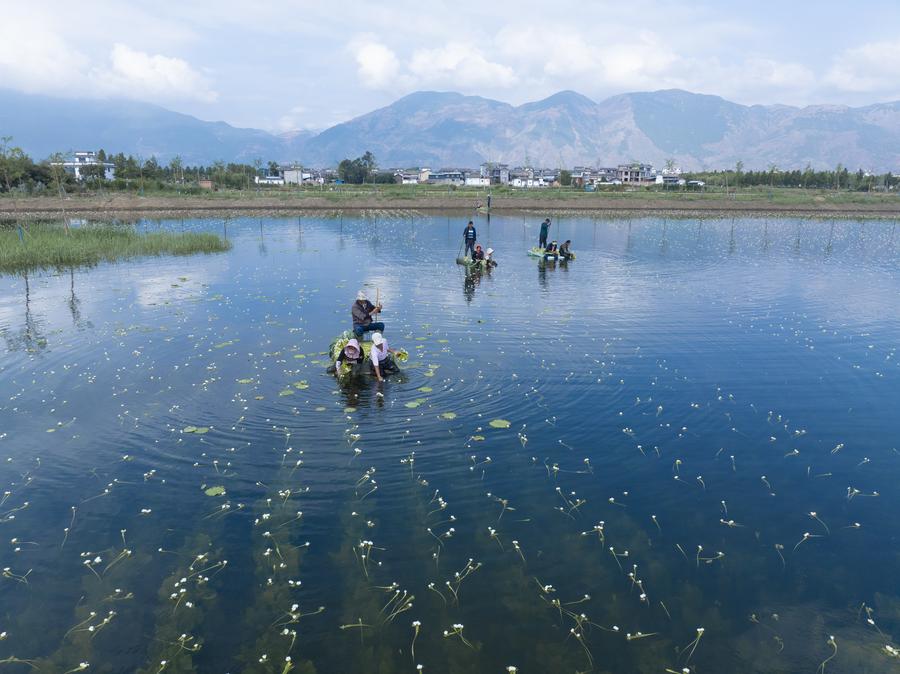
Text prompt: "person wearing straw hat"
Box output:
[[370, 332, 398, 382], [352, 290, 384, 339]]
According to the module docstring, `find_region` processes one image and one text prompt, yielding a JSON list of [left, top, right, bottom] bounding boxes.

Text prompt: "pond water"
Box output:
[[1, 213, 899, 673]]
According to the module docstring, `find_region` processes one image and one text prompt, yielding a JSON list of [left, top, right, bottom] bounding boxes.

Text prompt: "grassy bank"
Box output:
[[0, 223, 231, 274], [3, 185, 900, 218]]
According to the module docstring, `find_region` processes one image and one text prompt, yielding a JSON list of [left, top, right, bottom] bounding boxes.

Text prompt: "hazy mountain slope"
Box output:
[[0, 89, 282, 165], [3, 87, 900, 171]]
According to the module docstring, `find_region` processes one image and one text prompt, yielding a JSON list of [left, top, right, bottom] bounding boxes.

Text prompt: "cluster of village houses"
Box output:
[[58, 152, 698, 189], [260, 162, 693, 188]]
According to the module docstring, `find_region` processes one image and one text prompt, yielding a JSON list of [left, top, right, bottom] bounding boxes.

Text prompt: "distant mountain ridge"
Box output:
[[3, 88, 900, 171]]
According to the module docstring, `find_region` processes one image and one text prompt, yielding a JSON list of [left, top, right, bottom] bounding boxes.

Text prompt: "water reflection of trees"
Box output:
[[2, 271, 48, 352]]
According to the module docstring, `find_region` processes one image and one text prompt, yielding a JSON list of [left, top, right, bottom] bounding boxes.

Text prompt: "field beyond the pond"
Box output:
[[3, 185, 900, 219]]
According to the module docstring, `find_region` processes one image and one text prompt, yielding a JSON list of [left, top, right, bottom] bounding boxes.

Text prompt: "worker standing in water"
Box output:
[[463, 221, 477, 257], [539, 218, 551, 249]]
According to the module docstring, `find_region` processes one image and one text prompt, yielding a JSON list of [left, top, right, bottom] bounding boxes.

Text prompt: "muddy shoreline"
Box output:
[[3, 194, 900, 219]]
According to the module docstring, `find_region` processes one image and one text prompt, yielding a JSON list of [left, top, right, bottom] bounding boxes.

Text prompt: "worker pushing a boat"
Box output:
[[539, 218, 551, 248], [463, 221, 477, 257]]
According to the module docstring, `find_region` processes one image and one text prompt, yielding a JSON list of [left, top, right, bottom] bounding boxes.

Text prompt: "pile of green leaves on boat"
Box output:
[[455, 256, 492, 269], [328, 330, 408, 378], [528, 246, 576, 260]]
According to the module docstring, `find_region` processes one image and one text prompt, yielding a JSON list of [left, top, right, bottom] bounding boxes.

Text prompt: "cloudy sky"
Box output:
[[3, 1, 900, 132]]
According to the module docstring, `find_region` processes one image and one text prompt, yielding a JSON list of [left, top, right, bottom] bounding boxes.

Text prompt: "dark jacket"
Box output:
[[352, 300, 376, 327], [472, 248, 485, 261], [559, 242, 570, 254], [463, 226, 477, 241], [539, 222, 550, 237]]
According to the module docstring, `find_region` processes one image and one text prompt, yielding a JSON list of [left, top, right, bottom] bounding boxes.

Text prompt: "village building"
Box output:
[[52, 151, 116, 181], [617, 162, 655, 184]]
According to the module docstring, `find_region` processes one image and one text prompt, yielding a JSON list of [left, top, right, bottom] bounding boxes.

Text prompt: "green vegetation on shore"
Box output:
[[0, 223, 231, 274]]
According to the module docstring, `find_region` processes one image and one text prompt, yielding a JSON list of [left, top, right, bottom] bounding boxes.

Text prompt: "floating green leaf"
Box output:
[[440, 412, 457, 420], [236, 378, 254, 384], [489, 419, 511, 429], [204, 486, 226, 497], [293, 381, 310, 390], [418, 386, 433, 393], [278, 389, 295, 397]]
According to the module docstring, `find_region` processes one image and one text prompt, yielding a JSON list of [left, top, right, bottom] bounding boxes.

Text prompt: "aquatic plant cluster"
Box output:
[[0, 223, 230, 274], [0, 214, 898, 672]]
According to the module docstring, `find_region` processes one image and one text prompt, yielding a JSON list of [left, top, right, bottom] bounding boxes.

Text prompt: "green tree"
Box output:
[[0, 136, 28, 192], [360, 151, 377, 182], [337, 152, 378, 184], [734, 160, 744, 188], [48, 152, 69, 197], [559, 170, 572, 186], [169, 155, 183, 183]]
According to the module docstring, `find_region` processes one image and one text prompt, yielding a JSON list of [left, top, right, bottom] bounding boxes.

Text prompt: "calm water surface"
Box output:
[[1, 213, 898, 673]]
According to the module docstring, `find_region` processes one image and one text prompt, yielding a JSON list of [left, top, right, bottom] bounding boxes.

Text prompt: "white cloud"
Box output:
[[353, 40, 401, 89], [91, 44, 217, 103], [0, 7, 216, 104], [351, 37, 516, 92], [409, 43, 517, 89], [825, 40, 900, 95]]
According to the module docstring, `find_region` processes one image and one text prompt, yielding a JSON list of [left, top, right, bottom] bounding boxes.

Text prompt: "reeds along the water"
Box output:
[[0, 224, 231, 274]]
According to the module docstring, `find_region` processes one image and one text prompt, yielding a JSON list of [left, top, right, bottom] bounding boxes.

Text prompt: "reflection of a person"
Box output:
[[537, 259, 552, 289], [463, 268, 483, 303]]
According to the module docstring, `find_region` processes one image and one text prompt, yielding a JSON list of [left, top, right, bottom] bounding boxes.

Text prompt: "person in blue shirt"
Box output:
[[463, 221, 477, 256], [539, 218, 551, 249]]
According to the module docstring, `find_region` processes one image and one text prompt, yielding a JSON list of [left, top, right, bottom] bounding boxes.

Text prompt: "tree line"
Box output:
[[683, 162, 899, 191], [0, 137, 297, 194], [3, 137, 898, 194]]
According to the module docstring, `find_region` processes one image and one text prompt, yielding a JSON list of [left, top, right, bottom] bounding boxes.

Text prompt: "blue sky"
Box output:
[[2, 1, 900, 131]]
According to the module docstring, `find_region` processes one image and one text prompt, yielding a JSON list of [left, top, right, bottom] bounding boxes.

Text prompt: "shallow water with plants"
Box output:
[[1, 213, 898, 673]]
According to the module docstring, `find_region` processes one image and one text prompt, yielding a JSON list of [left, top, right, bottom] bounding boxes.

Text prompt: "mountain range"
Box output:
[[3, 88, 900, 172]]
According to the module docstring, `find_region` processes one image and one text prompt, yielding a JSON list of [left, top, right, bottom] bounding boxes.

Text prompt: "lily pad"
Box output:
[[418, 386, 433, 393], [344, 407, 357, 413], [440, 412, 457, 420], [489, 419, 511, 429], [471, 435, 485, 441], [293, 381, 310, 390], [236, 378, 254, 384], [204, 486, 226, 497], [183, 426, 198, 433], [405, 401, 421, 409], [278, 389, 295, 397]]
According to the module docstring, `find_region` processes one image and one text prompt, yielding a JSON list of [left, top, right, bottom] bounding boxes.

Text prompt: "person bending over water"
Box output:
[[370, 332, 399, 382], [327, 338, 364, 375]]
